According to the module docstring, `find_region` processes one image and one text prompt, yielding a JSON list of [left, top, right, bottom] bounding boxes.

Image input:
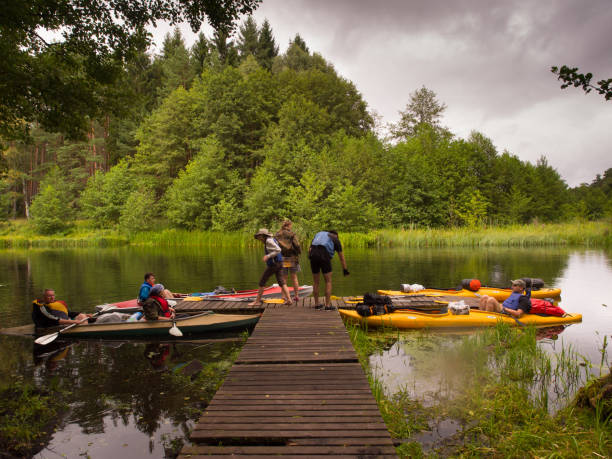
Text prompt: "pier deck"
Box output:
[[178, 301, 398, 458]]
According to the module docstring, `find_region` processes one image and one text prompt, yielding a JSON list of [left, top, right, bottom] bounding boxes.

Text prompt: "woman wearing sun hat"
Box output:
[[248, 228, 293, 306]]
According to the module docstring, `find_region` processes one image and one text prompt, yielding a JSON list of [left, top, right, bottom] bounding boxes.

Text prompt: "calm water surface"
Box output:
[[1, 246, 611, 456]]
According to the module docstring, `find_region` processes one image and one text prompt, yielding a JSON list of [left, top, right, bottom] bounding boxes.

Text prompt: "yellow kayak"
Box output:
[[339, 308, 581, 329], [378, 287, 562, 301]]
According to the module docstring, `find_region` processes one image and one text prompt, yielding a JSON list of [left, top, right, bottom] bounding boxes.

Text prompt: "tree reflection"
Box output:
[[31, 338, 241, 440]]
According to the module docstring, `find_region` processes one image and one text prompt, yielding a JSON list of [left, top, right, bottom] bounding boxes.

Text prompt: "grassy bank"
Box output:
[[346, 323, 612, 458], [0, 220, 610, 249]]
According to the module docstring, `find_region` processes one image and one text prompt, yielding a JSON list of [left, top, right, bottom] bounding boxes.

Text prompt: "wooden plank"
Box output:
[[181, 445, 396, 455], [181, 303, 396, 458]]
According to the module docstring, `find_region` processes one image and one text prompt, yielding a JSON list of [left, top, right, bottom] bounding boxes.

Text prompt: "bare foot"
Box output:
[[248, 301, 263, 306]]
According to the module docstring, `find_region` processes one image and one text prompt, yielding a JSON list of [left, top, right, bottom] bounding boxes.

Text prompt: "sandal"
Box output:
[[314, 304, 324, 309]]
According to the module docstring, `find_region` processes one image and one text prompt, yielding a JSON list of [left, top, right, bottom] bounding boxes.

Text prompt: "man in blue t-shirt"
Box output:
[[308, 230, 349, 310], [138, 272, 156, 305], [479, 279, 531, 318]]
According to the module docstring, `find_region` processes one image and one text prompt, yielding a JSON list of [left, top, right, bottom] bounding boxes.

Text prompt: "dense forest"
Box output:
[[1, 18, 610, 235]]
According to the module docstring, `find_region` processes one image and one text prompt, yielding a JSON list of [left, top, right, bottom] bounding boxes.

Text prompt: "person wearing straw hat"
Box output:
[[248, 228, 293, 306]]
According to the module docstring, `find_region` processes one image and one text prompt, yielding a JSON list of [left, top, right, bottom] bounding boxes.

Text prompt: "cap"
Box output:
[[510, 279, 526, 288]]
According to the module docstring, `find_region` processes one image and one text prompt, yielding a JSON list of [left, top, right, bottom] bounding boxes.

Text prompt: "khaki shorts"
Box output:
[[281, 256, 301, 274]]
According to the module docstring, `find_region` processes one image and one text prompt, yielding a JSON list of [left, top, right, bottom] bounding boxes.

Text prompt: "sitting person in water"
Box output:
[[141, 284, 176, 321], [479, 278, 531, 318], [138, 272, 183, 305], [32, 289, 92, 327]]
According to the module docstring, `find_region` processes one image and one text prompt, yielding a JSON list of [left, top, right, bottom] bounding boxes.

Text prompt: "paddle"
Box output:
[[35, 305, 113, 346], [169, 317, 183, 337]]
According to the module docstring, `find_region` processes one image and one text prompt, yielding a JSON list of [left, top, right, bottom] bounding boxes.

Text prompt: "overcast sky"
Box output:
[[153, 0, 611, 187]]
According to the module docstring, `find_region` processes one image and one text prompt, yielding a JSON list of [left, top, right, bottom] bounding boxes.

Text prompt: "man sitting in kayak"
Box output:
[[138, 272, 183, 305], [141, 284, 176, 321], [32, 289, 92, 327], [478, 279, 531, 318]]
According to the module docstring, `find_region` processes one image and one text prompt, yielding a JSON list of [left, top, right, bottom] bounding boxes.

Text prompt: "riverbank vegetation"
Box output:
[[1, 18, 611, 238], [347, 323, 612, 457], [0, 219, 609, 249]]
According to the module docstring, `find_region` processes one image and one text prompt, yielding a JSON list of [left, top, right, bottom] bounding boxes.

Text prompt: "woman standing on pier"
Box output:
[[275, 219, 302, 304]]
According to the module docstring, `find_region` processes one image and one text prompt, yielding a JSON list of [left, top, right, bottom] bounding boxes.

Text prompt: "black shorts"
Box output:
[[309, 246, 332, 274]]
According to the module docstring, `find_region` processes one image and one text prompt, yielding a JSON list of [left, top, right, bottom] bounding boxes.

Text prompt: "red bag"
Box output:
[[529, 298, 566, 317]]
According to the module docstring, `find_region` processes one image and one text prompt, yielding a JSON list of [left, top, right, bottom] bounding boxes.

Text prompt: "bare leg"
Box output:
[[323, 272, 333, 307], [248, 287, 265, 306], [312, 272, 321, 305], [291, 272, 300, 301], [281, 284, 292, 304]]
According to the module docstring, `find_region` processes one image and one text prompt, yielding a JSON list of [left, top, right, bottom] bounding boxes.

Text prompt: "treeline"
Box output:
[[0, 18, 610, 235]]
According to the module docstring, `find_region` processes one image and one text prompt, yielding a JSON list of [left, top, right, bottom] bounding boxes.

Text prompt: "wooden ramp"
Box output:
[[180, 308, 397, 458]]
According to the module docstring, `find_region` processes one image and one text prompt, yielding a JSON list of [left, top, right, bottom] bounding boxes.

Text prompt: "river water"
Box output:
[[1, 246, 611, 457]]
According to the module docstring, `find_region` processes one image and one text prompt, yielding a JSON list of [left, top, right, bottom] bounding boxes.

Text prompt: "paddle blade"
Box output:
[[169, 322, 183, 337], [35, 332, 59, 346]]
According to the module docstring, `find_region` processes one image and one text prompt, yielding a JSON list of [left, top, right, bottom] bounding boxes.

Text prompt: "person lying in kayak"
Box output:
[[248, 228, 293, 306], [478, 278, 531, 317], [138, 272, 183, 305], [141, 284, 176, 321], [32, 289, 92, 327]]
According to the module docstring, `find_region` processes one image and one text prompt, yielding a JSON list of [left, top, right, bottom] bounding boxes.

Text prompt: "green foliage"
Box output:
[[80, 161, 137, 227], [552, 65, 612, 100], [390, 86, 448, 140], [0, 381, 63, 457], [164, 138, 245, 230], [0, 0, 261, 140], [29, 184, 71, 234], [118, 186, 158, 234]]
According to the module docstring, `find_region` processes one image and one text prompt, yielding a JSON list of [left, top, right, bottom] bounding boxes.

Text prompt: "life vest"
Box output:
[[311, 231, 335, 258], [35, 300, 70, 318], [265, 238, 283, 267], [502, 292, 522, 310], [151, 295, 172, 318], [138, 282, 153, 304]]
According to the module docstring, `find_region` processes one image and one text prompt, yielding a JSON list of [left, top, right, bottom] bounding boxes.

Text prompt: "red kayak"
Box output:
[[95, 284, 313, 313]]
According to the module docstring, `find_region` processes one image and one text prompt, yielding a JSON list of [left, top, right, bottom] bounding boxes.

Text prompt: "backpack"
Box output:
[[529, 298, 566, 317], [275, 231, 301, 256]]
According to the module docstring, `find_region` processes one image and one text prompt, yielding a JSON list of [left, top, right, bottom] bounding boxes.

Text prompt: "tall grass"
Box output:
[[341, 221, 612, 248], [0, 220, 609, 249]]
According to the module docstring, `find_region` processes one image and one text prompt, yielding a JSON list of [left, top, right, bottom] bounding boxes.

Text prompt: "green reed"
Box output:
[[340, 221, 612, 248]]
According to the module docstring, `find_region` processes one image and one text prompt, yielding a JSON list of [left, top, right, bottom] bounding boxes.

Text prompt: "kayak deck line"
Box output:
[[181, 304, 396, 458]]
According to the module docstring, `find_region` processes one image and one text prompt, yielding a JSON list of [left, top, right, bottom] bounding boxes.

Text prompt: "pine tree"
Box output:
[[256, 19, 278, 70], [213, 29, 239, 66], [158, 28, 195, 99], [237, 16, 260, 59], [191, 32, 211, 77]]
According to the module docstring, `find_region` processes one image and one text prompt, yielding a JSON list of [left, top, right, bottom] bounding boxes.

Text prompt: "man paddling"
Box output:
[[32, 289, 91, 327]]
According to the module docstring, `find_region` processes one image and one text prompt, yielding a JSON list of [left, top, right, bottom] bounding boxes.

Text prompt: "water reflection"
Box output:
[[0, 335, 243, 458], [370, 325, 573, 410]]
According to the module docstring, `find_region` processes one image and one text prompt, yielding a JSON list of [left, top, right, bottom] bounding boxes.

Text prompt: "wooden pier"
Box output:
[[178, 298, 398, 458]]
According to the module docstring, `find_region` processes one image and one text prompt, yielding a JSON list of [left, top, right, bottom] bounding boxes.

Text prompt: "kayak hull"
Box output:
[[378, 287, 562, 301], [43, 312, 260, 339], [96, 285, 314, 313], [339, 308, 581, 329]]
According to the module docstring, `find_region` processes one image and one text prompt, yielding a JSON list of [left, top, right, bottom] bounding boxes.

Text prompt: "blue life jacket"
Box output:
[[265, 238, 283, 267], [311, 231, 335, 258], [502, 292, 522, 310], [138, 282, 152, 303]]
